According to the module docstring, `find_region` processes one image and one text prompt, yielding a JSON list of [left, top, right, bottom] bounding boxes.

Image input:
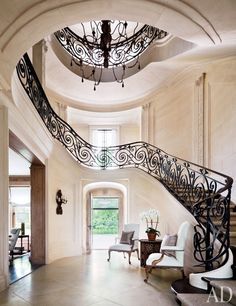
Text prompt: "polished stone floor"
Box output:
[[9, 253, 41, 284], [92, 234, 117, 249], [1, 251, 180, 305]]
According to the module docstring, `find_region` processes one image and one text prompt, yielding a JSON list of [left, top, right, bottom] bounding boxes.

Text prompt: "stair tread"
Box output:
[[210, 279, 236, 289], [171, 278, 207, 294], [202, 212, 236, 217], [210, 280, 236, 305], [215, 221, 236, 225], [177, 293, 230, 305]]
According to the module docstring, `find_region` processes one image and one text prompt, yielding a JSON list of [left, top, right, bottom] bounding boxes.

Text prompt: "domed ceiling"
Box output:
[[46, 20, 196, 111], [37, 3, 236, 113]]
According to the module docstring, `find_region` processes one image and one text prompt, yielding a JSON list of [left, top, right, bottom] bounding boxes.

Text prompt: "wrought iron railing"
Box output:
[[54, 24, 167, 68], [53, 23, 168, 88], [16, 53, 233, 272]]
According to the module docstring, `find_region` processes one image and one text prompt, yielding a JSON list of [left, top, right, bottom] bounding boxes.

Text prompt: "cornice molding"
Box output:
[[0, 0, 222, 54], [45, 53, 236, 113]]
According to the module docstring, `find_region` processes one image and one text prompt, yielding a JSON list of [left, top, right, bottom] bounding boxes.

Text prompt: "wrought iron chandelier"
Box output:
[[54, 20, 168, 90]]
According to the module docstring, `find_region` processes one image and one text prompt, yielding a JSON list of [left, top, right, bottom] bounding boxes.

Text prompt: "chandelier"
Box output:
[[54, 20, 168, 90]]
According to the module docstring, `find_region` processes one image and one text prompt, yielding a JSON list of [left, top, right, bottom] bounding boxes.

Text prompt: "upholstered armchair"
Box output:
[[144, 221, 191, 282], [107, 224, 140, 264], [9, 228, 21, 264]]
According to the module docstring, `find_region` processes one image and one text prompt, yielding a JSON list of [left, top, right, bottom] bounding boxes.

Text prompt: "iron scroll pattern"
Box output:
[[16, 53, 233, 271], [54, 24, 168, 68]]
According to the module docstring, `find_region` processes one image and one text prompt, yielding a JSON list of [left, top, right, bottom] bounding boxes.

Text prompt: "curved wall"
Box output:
[[46, 141, 198, 275], [0, 0, 235, 292], [0, 0, 226, 88]]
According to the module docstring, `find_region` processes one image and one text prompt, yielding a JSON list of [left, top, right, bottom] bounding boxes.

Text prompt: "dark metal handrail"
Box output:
[[16, 53, 233, 272]]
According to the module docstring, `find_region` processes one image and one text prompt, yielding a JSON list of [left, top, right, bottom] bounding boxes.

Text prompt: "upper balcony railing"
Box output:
[[16, 53, 233, 272]]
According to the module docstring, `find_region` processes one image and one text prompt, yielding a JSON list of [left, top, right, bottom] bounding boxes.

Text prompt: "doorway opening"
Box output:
[[91, 197, 119, 250], [84, 182, 127, 253], [8, 149, 32, 283], [9, 186, 31, 254], [9, 132, 45, 283]]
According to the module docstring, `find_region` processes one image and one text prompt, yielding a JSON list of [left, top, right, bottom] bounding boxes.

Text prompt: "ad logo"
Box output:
[[207, 286, 233, 303]]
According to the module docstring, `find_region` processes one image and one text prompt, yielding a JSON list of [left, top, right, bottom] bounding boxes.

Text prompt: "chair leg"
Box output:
[[123, 252, 126, 258], [144, 266, 152, 282], [128, 252, 131, 264], [9, 251, 13, 266], [107, 250, 111, 262], [181, 268, 185, 279], [136, 249, 140, 260]]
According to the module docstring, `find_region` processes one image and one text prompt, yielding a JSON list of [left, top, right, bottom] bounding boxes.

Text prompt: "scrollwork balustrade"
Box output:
[[16, 53, 233, 272]]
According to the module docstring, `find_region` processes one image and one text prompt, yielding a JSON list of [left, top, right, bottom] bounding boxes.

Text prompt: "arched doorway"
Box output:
[[83, 182, 127, 253]]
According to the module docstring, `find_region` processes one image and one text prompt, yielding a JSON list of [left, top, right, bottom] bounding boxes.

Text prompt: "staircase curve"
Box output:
[[16, 53, 234, 290]]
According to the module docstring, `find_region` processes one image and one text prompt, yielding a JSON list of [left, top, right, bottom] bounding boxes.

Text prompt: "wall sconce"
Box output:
[[56, 189, 67, 215]]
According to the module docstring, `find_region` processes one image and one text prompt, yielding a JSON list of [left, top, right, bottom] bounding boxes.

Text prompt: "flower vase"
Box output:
[[147, 232, 156, 241]]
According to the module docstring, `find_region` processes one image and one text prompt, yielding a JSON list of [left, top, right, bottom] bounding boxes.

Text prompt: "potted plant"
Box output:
[[140, 209, 160, 241], [145, 227, 160, 241]]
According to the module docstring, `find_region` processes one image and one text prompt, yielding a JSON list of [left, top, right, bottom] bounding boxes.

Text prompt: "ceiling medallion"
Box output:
[[54, 20, 168, 90]]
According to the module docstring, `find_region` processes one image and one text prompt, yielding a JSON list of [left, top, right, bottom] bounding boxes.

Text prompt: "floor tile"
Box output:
[[0, 251, 180, 306]]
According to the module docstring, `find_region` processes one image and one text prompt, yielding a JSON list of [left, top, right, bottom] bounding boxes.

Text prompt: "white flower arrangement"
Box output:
[[140, 209, 160, 235]]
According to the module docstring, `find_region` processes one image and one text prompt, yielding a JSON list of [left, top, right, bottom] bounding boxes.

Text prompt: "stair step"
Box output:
[[195, 204, 235, 210], [171, 278, 207, 294], [211, 220, 236, 226], [177, 293, 231, 305], [230, 204, 236, 212], [201, 213, 236, 220], [230, 232, 236, 246], [214, 221, 236, 231], [231, 223, 236, 231], [210, 280, 236, 305]]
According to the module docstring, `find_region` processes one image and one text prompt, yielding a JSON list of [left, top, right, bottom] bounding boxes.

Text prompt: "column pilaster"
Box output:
[[0, 105, 9, 291]]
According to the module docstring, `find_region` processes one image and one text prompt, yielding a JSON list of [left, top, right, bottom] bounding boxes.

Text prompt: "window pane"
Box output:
[[9, 187, 31, 235], [92, 197, 119, 209], [14, 206, 31, 235], [91, 128, 117, 146], [92, 130, 104, 146], [92, 210, 118, 234], [105, 130, 116, 146], [9, 187, 30, 205]]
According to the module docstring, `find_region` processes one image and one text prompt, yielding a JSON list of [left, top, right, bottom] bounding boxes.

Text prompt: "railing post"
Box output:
[[205, 197, 213, 271], [102, 147, 106, 170]]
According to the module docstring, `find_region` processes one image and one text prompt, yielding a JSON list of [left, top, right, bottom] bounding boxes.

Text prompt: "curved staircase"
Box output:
[[178, 282, 236, 305], [16, 53, 235, 294], [230, 209, 236, 246]]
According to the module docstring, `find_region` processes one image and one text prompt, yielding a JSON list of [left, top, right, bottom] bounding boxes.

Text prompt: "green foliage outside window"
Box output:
[[92, 209, 118, 234]]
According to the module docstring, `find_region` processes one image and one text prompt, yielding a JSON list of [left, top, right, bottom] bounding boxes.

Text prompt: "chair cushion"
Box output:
[[161, 234, 178, 258], [11, 228, 19, 234], [146, 252, 182, 267], [120, 231, 134, 245], [109, 243, 137, 252]]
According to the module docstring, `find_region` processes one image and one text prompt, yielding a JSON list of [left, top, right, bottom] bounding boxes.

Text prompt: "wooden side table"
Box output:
[[18, 235, 30, 253], [139, 239, 162, 267]]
